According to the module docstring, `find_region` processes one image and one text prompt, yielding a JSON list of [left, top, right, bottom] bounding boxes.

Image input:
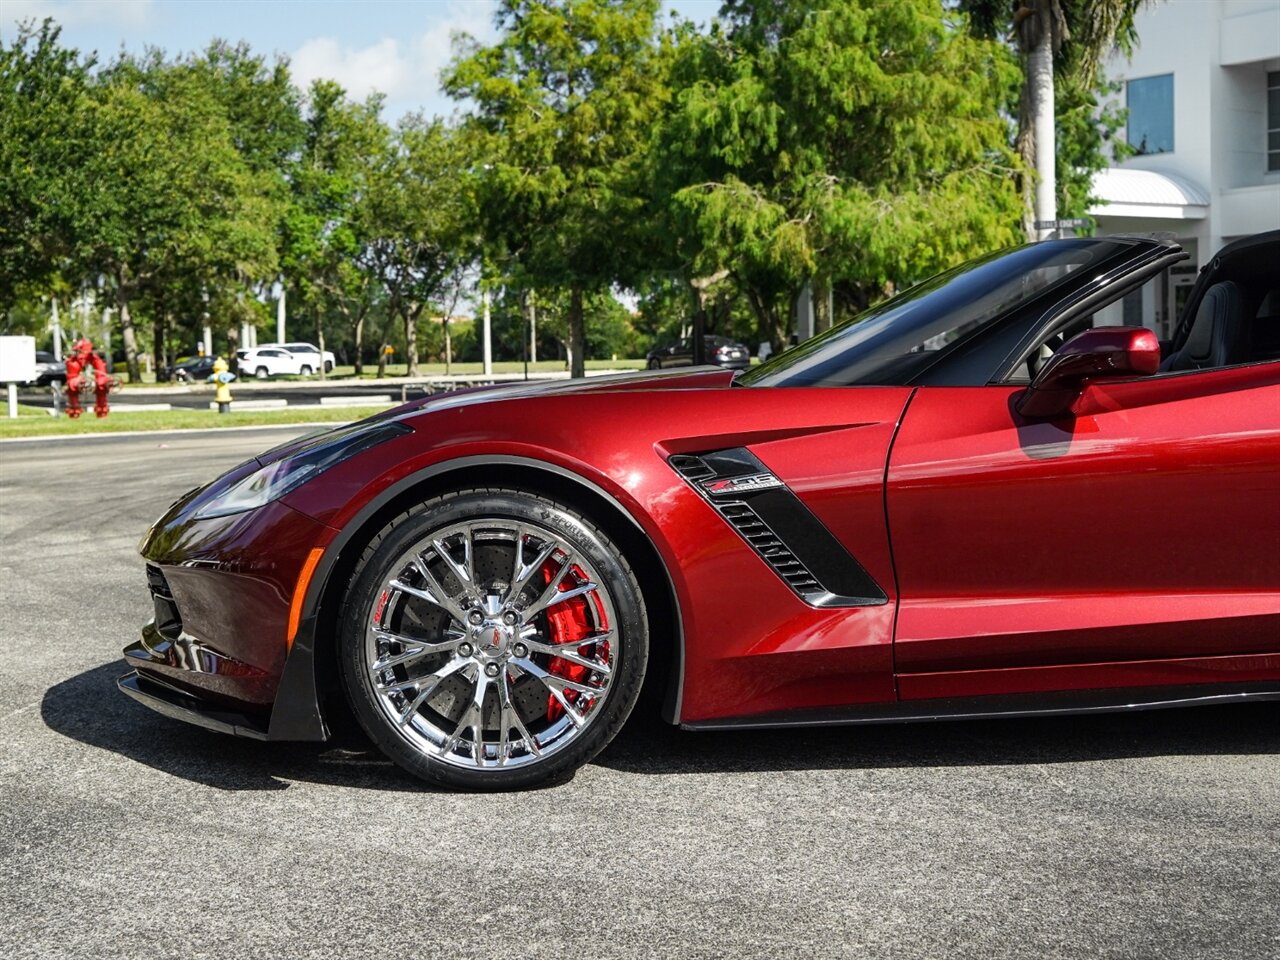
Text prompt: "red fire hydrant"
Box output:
[[65, 338, 115, 418]]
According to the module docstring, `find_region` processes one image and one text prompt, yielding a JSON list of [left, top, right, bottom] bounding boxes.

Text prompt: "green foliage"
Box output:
[[961, 0, 1149, 232], [652, 0, 1022, 344], [361, 116, 474, 375], [445, 0, 667, 374], [282, 80, 388, 370], [1055, 72, 1132, 226], [0, 20, 93, 309], [6, 0, 1124, 372]]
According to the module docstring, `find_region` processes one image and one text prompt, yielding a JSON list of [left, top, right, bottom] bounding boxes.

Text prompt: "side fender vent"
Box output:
[[668, 449, 886, 607]]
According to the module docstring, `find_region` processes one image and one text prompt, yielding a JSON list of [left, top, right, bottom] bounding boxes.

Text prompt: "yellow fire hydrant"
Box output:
[[209, 357, 236, 414]]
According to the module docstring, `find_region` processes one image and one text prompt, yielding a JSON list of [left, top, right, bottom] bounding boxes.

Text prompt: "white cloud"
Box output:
[[413, 1, 494, 87], [5, 0, 154, 29], [289, 1, 497, 109], [290, 35, 414, 101]]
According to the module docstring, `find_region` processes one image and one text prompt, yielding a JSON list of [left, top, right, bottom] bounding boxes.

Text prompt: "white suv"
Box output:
[[236, 347, 305, 378], [261, 341, 335, 374]]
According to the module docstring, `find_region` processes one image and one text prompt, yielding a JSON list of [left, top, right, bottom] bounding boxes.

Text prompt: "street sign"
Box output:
[[1034, 218, 1090, 230], [0, 335, 36, 384], [0, 335, 37, 419]]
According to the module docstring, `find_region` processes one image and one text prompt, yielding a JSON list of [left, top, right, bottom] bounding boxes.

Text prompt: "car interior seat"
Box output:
[[1249, 289, 1280, 363], [1160, 280, 1250, 372]]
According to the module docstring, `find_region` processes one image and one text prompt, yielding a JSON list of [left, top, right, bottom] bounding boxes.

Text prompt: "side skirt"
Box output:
[[679, 682, 1280, 731]]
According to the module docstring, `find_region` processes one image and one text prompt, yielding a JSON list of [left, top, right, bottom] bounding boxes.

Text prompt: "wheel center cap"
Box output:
[[476, 620, 512, 656]]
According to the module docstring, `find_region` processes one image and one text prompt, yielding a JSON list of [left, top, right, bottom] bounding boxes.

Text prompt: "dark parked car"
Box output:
[[164, 356, 217, 382], [32, 351, 66, 386], [647, 335, 751, 370], [119, 232, 1280, 791]]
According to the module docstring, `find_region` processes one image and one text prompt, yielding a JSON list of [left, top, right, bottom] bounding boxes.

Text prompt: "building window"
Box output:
[[1127, 74, 1174, 155], [1269, 71, 1280, 172]]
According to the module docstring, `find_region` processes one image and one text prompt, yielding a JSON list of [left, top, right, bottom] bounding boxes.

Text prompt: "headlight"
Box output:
[[194, 421, 411, 519]]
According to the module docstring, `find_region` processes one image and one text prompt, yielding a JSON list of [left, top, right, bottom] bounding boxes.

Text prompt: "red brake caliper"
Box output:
[[540, 560, 609, 722]]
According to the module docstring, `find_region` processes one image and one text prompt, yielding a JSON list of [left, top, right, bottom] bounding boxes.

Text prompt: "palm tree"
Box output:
[[964, 0, 1148, 240]]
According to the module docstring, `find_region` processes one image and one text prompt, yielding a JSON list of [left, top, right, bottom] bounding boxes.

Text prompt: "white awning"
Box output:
[[1089, 168, 1210, 220]]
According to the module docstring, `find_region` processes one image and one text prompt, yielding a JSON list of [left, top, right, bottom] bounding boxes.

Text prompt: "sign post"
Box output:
[[0, 335, 37, 419]]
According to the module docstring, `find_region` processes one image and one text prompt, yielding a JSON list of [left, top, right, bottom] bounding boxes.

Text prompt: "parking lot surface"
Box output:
[[2, 428, 1277, 960]]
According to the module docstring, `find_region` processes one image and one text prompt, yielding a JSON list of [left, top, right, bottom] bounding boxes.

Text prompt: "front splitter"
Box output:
[[117, 670, 270, 740]]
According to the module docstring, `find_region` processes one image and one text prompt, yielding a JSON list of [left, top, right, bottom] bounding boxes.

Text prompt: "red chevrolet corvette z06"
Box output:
[[120, 232, 1280, 790]]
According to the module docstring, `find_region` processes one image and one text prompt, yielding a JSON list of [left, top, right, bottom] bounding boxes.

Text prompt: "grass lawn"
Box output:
[[116, 358, 648, 386], [0, 404, 391, 440]]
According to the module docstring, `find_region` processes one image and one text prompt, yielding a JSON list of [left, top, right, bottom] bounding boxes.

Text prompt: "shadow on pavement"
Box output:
[[601, 698, 1280, 776], [42, 660, 1280, 791], [41, 661, 418, 792]]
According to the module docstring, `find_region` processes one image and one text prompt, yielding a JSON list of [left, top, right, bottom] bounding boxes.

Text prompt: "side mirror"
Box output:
[[1016, 326, 1160, 420]]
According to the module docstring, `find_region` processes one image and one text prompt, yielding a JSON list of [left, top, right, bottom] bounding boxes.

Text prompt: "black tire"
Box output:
[[299, 364, 313, 376], [324, 361, 334, 373], [647, 357, 662, 369], [337, 487, 649, 791], [255, 366, 269, 379]]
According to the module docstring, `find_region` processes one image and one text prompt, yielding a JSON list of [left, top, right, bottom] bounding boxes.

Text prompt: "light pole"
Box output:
[[276, 280, 286, 343], [51, 298, 62, 360], [482, 287, 493, 377]]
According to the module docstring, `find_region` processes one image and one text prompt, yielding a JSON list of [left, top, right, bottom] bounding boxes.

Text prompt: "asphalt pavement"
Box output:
[[1, 429, 1277, 960]]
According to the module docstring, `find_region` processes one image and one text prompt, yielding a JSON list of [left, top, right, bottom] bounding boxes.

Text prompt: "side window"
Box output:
[[1268, 71, 1279, 173], [1008, 259, 1280, 383], [1127, 74, 1174, 156]]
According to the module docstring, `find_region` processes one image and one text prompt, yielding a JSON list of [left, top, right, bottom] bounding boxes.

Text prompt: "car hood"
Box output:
[[256, 367, 735, 467], [398, 367, 734, 416]]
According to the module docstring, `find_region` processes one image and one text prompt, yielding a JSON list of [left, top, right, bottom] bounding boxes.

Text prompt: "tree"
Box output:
[[363, 116, 472, 378], [962, 0, 1147, 238], [445, 0, 668, 377], [0, 20, 93, 315], [72, 55, 282, 381], [651, 0, 1022, 349], [283, 80, 387, 375]]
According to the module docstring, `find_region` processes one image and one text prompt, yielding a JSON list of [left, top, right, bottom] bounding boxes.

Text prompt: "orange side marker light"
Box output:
[[287, 547, 325, 651]]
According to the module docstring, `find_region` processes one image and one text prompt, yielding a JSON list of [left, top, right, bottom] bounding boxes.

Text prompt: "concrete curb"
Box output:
[[0, 421, 345, 445]]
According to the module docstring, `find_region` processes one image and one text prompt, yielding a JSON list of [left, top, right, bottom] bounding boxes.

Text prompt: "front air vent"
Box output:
[[668, 454, 715, 482], [146, 564, 183, 638], [666, 446, 887, 607], [146, 563, 173, 600]]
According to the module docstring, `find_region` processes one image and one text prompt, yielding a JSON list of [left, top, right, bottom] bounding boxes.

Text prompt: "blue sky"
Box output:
[[3, 0, 725, 120]]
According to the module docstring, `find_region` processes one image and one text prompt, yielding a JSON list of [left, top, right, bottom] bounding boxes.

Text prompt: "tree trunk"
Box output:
[[317, 325, 327, 380], [1023, 2, 1057, 241], [444, 316, 452, 375], [153, 312, 167, 381], [404, 302, 419, 378], [686, 279, 707, 366], [525, 290, 537, 364], [743, 285, 788, 353], [377, 341, 389, 378], [568, 286, 585, 379], [353, 312, 366, 376], [814, 275, 833, 333], [116, 270, 140, 384]]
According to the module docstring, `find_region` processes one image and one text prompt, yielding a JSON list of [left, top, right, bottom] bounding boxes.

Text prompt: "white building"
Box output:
[[1090, 0, 1280, 336]]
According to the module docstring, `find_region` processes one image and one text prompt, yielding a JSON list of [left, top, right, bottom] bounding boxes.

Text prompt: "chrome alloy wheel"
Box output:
[[363, 519, 616, 770]]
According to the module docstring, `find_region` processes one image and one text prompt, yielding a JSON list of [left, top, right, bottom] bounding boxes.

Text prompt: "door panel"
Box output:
[[886, 363, 1280, 698]]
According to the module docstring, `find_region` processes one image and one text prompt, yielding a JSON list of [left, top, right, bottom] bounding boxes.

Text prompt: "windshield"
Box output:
[[739, 239, 1139, 387]]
